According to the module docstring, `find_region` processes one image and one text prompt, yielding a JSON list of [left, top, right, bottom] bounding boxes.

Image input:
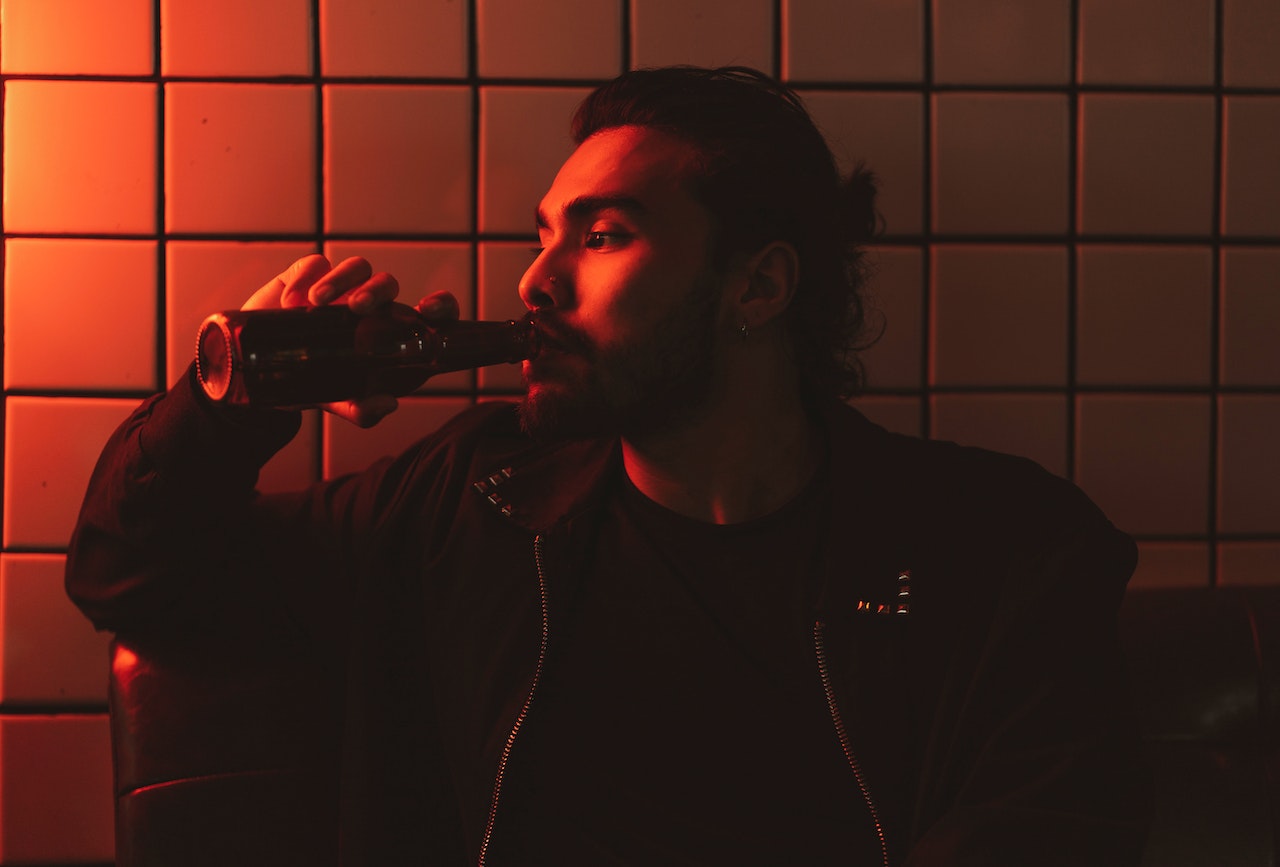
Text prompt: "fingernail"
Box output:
[[311, 283, 334, 305]]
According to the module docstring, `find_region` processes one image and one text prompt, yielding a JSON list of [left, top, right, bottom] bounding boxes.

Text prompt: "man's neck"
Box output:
[[620, 381, 821, 525]]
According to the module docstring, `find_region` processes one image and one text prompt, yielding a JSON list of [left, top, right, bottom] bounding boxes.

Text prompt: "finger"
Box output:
[[279, 254, 335, 308], [309, 257, 374, 307], [414, 290, 461, 322], [241, 254, 333, 311], [324, 394, 399, 428], [346, 271, 400, 315]]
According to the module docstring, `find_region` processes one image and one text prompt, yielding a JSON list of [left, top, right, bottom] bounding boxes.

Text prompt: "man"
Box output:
[[68, 67, 1148, 865]]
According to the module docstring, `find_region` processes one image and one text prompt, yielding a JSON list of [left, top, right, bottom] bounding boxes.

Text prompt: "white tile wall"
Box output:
[[160, 0, 313, 77], [324, 85, 473, 233], [164, 83, 317, 233], [2, 0, 1277, 862], [1078, 94, 1216, 235], [0, 0, 153, 75], [477, 0, 622, 79], [0, 715, 113, 862], [0, 555, 111, 705], [931, 245, 1069, 387], [4, 239, 158, 392], [1076, 246, 1214, 387], [478, 86, 587, 233], [632, 0, 774, 71], [1078, 0, 1216, 86], [783, 0, 923, 83], [933, 0, 1071, 85], [320, 0, 470, 77], [932, 94, 1070, 235], [3, 81, 157, 234]]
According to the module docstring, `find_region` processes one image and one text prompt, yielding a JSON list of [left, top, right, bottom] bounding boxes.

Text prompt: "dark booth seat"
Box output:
[[109, 586, 342, 867], [1119, 586, 1280, 866], [107, 585, 1280, 865]]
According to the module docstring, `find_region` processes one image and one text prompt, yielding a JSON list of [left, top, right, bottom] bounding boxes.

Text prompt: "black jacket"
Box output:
[[68, 368, 1149, 865]]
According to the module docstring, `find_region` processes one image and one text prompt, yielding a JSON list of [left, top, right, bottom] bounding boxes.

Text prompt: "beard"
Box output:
[[518, 274, 722, 443]]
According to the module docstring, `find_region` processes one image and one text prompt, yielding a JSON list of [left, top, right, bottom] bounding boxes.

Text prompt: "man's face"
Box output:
[[517, 125, 731, 441]]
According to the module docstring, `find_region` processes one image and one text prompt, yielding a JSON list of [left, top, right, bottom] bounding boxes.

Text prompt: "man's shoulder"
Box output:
[[831, 402, 1122, 546]]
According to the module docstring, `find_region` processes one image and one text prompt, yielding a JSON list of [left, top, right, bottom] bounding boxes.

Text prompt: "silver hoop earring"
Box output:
[[739, 321, 750, 342], [549, 276, 557, 284]]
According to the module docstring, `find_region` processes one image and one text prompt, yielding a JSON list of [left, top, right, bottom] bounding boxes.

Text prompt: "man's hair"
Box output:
[[571, 65, 881, 403]]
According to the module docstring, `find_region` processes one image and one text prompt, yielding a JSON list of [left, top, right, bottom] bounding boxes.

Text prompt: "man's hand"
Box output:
[[244, 254, 460, 428]]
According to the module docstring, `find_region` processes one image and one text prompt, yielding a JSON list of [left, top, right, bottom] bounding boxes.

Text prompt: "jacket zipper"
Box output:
[[814, 620, 890, 867], [477, 534, 550, 866]]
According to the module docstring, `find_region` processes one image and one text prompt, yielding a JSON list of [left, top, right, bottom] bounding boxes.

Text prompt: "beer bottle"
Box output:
[[195, 303, 538, 407]]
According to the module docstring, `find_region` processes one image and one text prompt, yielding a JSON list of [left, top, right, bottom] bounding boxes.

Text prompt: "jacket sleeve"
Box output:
[[64, 365, 443, 638], [904, 505, 1151, 867]]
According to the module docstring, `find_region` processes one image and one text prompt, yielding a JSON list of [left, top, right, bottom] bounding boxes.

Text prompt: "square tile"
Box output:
[[849, 395, 923, 438], [1221, 248, 1280, 387], [3, 81, 157, 234], [478, 243, 539, 392], [1, 554, 111, 705], [160, 0, 311, 76], [933, 0, 1070, 85], [3, 398, 141, 549], [1218, 542, 1280, 587], [1078, 0, 1214, 86], [1078, 95, 1215, 236], [1223, 97, 1280, 238], [325, 85, 472, 234], [479, 87, 588, 234], [631, 0, 773, 71], [1224, 0, 1280, 87], [478, 0, 622, 78], [0, 0, 153, 74], [1075, 394, 1210, 536], [323, 397, 472, 479], [165, 83, 317, 234], [932, 94, 1069, 235], [782, 0, 923, 82], [803, 91, 924, 236], [4, 239, 158, 392], [931, 245, 1068, 387], [1076, 245, 1213, 387], [325, 241, 476, 392], [931, 392, 1069, 478], [859, 245, 923, 390], [0, 714, 113, 863], [1218, 395, 1280, 535], [320, 0, 469, 77], [1129, 542, 1211, 589]]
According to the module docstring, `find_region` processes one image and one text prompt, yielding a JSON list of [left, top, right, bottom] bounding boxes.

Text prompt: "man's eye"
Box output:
[[585, 231, 625, 249]]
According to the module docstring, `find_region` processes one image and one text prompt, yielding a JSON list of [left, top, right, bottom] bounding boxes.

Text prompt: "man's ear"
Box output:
[[735, 241, 799, 330]]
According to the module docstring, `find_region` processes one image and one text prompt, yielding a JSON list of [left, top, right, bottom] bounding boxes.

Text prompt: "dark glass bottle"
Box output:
[[195, 303, 538, 407]]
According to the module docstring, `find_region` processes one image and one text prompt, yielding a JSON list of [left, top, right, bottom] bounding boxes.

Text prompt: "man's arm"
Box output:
[[906, 512, 1150, 867]]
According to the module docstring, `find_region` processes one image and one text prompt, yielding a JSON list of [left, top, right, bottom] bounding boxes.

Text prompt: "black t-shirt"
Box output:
[[486, 470, 870, 864]]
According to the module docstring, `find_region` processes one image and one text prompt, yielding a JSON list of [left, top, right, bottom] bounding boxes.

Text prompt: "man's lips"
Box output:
[[531, 318, 591, 358]]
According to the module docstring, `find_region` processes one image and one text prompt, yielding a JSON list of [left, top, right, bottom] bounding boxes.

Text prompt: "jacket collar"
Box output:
[[469, 401, 903, 540], [470, 433, 620, 534]]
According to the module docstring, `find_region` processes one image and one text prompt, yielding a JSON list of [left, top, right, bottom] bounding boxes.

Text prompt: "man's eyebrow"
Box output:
[[535, 194, 647, 229]]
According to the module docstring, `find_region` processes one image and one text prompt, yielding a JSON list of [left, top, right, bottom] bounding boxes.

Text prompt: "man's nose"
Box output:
[[517, 261, 566, 311]]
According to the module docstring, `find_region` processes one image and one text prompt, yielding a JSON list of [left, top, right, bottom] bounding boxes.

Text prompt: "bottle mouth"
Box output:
[[196, 314, 234, 401]]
